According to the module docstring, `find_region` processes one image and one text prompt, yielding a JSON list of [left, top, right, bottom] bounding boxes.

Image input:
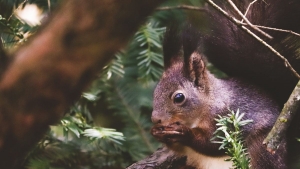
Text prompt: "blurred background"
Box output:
[[0, 0, 211, 168]]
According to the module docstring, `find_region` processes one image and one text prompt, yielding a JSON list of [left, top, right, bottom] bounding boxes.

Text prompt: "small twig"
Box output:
[[254, 25, 300, 37], [158, 4, 300, 38], [263, 81, 300, 153], [227, 0, 272, 39], [242, 0, 257, 22], [0, 39, 6, 57], [156, 5, 206, 11], [239, 22, 300, 37], [48, 0, 51, 11], [0, 39, 8, 77], [204, 0, 300, 79]]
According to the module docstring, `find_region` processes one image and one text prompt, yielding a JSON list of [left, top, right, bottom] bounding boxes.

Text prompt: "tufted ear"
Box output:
[[182, 25, 206, 87], [163, 26, 182, 69], [184, 52, 206, 87]]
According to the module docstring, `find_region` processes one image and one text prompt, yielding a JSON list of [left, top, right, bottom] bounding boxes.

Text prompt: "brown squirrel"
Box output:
[[150, 0, 300, 168]]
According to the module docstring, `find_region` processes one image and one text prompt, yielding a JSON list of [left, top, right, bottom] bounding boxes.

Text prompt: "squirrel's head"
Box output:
[[151, 26, 214, 130]]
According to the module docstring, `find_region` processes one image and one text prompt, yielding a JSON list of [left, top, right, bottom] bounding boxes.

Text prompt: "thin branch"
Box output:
[[157, 4, 300, 41], [263, 81, 300, 153], [227, 0, 272, 39], [254, 25, 300, 37], [48, 0, 51, 11], [238, 22, 300, 37], [242, 0, 257, 22], [0, 39, 5, 57], [156, 5, 206, 11], [204, 0, 300, 79], [0, 39, 8, 77]]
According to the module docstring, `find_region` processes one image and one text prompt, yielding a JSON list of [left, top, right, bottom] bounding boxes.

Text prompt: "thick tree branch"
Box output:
[[263, 81, 300, 153], [126, 147, 191, 169], [0, 0, 164, 168]]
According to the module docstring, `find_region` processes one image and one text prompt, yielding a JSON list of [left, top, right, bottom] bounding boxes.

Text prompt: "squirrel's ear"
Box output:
[[163, 26, 182, 69], [184, 52, 206, 87], [182, 25, 205, 87]]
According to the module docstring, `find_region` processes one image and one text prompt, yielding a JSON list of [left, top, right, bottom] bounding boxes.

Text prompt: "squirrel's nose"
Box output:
[[151, 116, 161, 124], [151, 111, 162, 124]]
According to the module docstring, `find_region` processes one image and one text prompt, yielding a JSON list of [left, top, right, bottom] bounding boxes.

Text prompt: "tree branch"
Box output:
[[204, 0, 300, 79], [156, 3, 300, 79], [0, 0, 164, 168], [226, 0, 272, 39], [263, 81, 300, 153], [126, 147, 191, 169], [242, 0, 257, 23], [156, 5, 206, 11], [253, 25, 300, 37]]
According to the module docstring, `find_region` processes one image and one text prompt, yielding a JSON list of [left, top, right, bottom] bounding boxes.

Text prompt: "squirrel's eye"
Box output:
[[173, 93, 185, 104]]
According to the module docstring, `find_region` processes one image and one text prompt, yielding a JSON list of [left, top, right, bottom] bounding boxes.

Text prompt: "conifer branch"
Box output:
[[115, 86, 156, 152]]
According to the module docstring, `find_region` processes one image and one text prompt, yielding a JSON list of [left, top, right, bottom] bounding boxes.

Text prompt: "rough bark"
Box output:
[[0, 1, 163, 168], [127, 147, 192, 169], [263, 80, 300, 153]]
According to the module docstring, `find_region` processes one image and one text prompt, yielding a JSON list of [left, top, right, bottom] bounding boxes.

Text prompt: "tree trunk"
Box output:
[[0, 1, 163, 168]]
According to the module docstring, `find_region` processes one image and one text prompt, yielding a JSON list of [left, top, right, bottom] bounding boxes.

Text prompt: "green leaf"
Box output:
[[212, 109, 252, 169]]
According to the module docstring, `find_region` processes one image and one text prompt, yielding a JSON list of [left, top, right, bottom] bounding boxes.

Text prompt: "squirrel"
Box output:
[[150, 0, 300, 168]]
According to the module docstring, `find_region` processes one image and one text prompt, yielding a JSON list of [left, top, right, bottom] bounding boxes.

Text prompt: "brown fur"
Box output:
[[149, 0, 300, 166], [151, 49, 286, 168]]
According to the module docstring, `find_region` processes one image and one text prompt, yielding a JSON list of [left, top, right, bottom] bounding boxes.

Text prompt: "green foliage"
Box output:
[[0, 15, 24, 39], [135, 23, 165, 82], [0, 14, 33, 47], [0, 0, 40, 48], [211, 109, 253, 169], [25, 106, 126, 169]]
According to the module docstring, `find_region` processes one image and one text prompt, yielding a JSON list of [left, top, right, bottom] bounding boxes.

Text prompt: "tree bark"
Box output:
[[127, 147, 193, 169], [263, 80, 300, 153], [0, 1, 163, 168]]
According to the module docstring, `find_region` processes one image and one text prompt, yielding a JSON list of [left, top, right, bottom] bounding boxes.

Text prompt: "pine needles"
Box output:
[[212, 109, 253, 169]]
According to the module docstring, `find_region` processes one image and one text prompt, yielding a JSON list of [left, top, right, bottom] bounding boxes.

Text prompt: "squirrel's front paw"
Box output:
[[151, 122, 192, 144]]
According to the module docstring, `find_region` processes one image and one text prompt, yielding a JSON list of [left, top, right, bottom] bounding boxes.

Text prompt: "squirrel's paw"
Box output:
[[151, 122, 192, 144]]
